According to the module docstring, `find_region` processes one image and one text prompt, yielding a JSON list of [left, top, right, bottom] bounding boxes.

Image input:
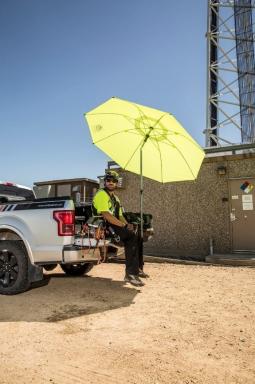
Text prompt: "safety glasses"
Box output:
[[105, 178, 117, 183]]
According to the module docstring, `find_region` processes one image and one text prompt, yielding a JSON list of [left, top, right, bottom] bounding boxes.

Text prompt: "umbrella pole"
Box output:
[[139, 146, 144, 268], [139, 129, 152, 262], [140, 146, 144, 242]]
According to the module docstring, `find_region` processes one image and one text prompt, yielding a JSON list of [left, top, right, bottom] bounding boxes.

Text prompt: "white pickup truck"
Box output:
[[0, 182, 98, 295]]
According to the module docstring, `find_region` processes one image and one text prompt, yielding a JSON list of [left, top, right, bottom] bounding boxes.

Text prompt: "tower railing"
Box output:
[[205, 0, 255, 146]]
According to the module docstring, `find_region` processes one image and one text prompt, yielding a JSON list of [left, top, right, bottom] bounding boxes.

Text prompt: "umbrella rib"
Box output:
[[151, 116, 204, 159], [122, 137, 146, 170], [87, 112, 133, 118], [151, 113, 203, 152], [87, 110, 151, 138], [166, 131, 204, 151], [153, 127, 203, 153], [86, 112, 137, 126], [153, 139, 164, 183], [93, 128, 144, 145], [124, 99, 170, 131], [121, 112, 168, 172], [152, 113, 168, 129], [129, 101, 151, 130], [129, 101, 147, 128], [164, 137, 196, 179]]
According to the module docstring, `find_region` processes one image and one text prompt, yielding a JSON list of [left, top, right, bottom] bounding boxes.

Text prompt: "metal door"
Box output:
[[229, 178, 255, 251]]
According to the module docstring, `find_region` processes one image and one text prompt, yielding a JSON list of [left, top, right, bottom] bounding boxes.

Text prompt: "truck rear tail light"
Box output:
[[53, 210, 75, 236]]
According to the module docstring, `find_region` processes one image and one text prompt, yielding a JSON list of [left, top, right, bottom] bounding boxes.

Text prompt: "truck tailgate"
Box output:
[[63, 245, 99, 263]]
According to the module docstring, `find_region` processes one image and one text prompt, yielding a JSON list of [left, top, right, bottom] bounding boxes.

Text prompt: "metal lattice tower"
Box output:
[[205, 0, 255, 146]]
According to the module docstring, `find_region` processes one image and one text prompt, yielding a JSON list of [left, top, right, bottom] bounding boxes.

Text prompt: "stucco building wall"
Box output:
[[114, 153, 255, 258]]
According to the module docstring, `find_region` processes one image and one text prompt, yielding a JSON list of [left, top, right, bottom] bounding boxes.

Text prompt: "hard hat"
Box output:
[[104, 170, 119, 182]]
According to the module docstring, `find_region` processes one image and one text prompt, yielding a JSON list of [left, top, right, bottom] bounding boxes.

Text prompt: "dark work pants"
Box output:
[[110, 225, 143, 275]]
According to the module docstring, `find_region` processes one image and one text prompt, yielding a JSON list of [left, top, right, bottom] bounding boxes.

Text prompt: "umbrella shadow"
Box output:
[[0, 274, 139, 323]]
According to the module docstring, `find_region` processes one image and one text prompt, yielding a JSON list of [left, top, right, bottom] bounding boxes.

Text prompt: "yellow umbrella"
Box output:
[[84, 97, 205, 237]]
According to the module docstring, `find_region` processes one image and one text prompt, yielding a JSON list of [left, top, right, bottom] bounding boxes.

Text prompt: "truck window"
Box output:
[[33, 184, 56, 198], [57, 184, 71, 197]]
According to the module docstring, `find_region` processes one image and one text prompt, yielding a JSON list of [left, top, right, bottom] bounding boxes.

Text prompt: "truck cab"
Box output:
[[0, 181, 35, 202]]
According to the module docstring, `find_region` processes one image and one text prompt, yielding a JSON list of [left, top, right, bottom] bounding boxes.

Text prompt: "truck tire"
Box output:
[[43, 264, 58, 271], [60, 262, 94, 276], [0, 241, 30, 295]]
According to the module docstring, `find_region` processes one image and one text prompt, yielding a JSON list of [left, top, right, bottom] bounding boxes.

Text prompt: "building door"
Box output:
[[229, 178, 255, 251]]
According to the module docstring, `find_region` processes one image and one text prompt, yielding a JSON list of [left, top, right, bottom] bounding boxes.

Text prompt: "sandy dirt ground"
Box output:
[[0, 261, 255, 384]]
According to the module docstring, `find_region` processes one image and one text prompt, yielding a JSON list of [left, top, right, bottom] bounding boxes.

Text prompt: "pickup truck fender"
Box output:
[[0, 223, 43, 283], [0, 220, 34, 263]]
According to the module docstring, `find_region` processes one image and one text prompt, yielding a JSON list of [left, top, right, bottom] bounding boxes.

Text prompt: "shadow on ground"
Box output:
[[0, 274, 139, 323]]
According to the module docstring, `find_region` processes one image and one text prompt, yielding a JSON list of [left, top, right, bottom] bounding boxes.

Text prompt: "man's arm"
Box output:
[[102, 212, 134, 231], [119, 215, 128, 225], [101, 211, 126, 227]]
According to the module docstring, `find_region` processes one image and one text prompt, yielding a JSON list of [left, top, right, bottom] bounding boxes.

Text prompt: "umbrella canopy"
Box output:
[[84, 97, 205, 183]]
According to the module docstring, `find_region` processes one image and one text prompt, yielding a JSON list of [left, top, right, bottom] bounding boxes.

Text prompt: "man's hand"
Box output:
[[126, 223, 134, 231], [101, 212, 127, 228]]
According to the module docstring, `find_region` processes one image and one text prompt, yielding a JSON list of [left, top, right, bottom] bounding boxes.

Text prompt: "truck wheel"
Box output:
[[43, 264, 58, 271], [60, 262, 94, 276], [0, 241, 30, 295]]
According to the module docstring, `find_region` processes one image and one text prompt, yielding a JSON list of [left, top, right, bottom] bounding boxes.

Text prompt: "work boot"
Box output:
[[138, 269, 149, 278], [124, 274, 145, 287]]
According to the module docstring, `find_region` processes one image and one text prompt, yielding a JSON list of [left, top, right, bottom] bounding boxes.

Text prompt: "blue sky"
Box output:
[[0, 0, 207, 187]]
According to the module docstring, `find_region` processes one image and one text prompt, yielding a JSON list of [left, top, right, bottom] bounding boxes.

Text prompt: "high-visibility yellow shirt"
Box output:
[[92, 189, 123, 217]]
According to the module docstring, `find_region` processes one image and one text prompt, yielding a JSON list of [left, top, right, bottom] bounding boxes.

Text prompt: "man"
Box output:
[[92, 170, 148, 287]]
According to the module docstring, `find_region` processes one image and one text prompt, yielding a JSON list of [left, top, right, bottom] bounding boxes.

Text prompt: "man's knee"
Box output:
[[112, 226, 138, 243]]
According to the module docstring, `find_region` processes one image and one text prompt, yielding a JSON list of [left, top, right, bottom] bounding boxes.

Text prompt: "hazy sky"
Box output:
[[0, 0, 207, 187]]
